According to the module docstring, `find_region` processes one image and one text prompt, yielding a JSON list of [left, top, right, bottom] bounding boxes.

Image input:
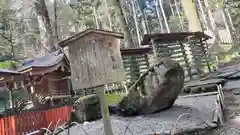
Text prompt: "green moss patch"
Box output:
[[105, 93, 125, 105], [76, 93, 125, 105]]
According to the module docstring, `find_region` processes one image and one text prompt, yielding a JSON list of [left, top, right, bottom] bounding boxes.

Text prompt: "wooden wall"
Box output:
[[30, 73, 70, 109]]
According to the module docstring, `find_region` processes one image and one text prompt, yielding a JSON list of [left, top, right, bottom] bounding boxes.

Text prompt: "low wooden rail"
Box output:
[[0, 106, 72, 135]]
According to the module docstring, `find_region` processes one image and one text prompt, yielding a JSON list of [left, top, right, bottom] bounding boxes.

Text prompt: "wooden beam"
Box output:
[[98, 85, 113, 135], [178, 92, 218, 99], [51, 95, 71, 99], [20, 63, 62, 75], [44, 71, 71, 78]]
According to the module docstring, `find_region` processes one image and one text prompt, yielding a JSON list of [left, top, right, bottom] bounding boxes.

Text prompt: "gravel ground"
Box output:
[[213, 126, 240, 135], [60, 95, 217, 135]]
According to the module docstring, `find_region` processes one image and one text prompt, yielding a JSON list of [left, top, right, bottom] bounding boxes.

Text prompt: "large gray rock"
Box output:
[[117, 58, 184, 116], [73, 94, 102, 123]]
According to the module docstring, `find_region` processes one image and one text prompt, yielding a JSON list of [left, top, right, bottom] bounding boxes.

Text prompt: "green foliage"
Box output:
[[65, 0, 101, 30], [0, 60, 16, 69], [168, 15, 183, 32], [205, 61, 217, 72], [229, 0, 240, 37], [0, 0, 28, 58], [217, 52, 233, 61], [77, 93, 124, 105]]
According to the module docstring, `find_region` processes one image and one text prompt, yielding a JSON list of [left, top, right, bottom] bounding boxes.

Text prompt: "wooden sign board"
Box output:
[[65, 29, 126, 90]]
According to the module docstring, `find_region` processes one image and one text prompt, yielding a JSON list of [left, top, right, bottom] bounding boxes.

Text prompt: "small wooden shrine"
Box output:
[[59, 28, 126, 90], [17, 50, 71, 108], [141, 32, 212, 80], [120, 47, 152, 84], [0, 69, 25, 109]]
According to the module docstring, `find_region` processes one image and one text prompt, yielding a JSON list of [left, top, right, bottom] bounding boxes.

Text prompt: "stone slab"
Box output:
[[216, 63, 240, 78], [184, 78, 225, 88], [228, 71, 240, 79], [216, 70, 240, 78], [223, 80, 240, 90]]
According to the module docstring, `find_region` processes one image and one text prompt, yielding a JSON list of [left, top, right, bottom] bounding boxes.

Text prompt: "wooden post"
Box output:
[[98, 85, 113, 135], [217, 85, 224, 106], [216, 95, 224, 124], [9, 90, 13, 108], [180, 42, 192, 80], [30, 85, 34, 94], [30, 86, 36, 107], [123, 81, 128, 94], [219, 84, 224, 100], [150, 39, 158, 61]]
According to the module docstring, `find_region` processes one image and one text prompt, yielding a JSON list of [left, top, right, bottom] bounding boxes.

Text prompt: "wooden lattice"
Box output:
[[141, 32, 212, 81], [121, 47, 152, 85]]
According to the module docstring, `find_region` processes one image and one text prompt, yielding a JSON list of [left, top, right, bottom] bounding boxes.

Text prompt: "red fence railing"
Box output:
[[0, 106, 72, 135]]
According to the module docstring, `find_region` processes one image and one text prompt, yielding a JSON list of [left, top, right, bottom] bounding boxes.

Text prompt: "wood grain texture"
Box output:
[[68, 33, 125, 89]]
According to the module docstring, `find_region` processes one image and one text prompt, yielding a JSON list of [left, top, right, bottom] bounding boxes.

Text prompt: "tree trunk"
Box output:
[[221, 7, 235, 44], [181, 0, 202, 32], [174, 0, 185, 31], [130, 0, 141, 45], [9, 23, 15, 69], [169, 0, 175, 16], [136, 0, 149, 34], [203, 0, 216, 31], [103, 0, 113, 31], [143, 12, 150, 33], [112, 0, 136, 48], [154, 0, 164, 32], [225, 8, 236, 33], [196, 0, 208, 30], [53, 0, 58, 41], [25, 18, 39, 57], [93, 6, 100, 29], [158, 0, 170, 33], [203, 0, 221, 52], [141, 18, 147, 34], [34, 0, 56, 53]]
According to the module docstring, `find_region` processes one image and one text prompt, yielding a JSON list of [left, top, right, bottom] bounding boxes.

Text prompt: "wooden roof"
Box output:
[[141, 32, 212, 45], [59, 28, 124, 48], [18, 50, 70, 75], [0, 69, 21, 76], [0, 69, 24, 83], [120, 47, 153, 56]]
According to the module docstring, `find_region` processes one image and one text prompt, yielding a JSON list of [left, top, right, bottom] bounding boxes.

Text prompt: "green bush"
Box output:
[[0, 60, 16, 69]]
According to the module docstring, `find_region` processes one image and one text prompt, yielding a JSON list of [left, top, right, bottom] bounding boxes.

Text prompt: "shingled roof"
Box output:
[[141, 32, 212, 45], [18, 50, 70, 74], [0, 69, 24, 84], [58, 28, 124, 48], [0, 69, 21, 75]]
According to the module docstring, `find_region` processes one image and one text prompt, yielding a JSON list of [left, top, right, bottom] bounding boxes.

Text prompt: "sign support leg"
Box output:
[[98, 85, 113, 135], [9, 90, 13, 108]]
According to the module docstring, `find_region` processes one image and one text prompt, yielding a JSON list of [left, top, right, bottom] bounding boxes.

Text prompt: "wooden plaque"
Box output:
[[67, 32, 125, 89]]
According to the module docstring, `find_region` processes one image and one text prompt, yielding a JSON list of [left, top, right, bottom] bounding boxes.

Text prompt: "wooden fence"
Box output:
[[0, 106, 72, 135]]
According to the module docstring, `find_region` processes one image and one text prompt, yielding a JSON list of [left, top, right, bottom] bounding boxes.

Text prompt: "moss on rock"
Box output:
[[73, 94, 101, 123]]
